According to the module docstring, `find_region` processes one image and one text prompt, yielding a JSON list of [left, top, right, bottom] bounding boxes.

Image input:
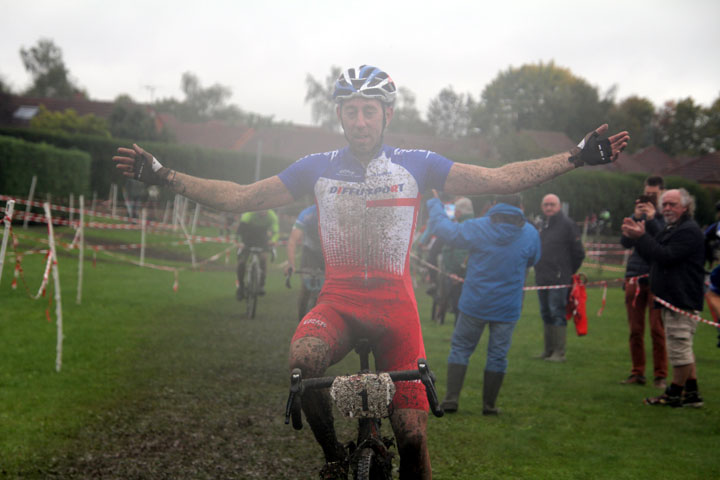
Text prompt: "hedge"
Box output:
[[508, 170, 714, 230], [0, 127, 290, 199], [0, 135, 90, 198]]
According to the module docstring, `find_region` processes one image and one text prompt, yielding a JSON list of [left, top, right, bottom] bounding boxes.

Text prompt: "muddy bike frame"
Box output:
[[284, 339, 444, 479], [242, 246, 275, 319]]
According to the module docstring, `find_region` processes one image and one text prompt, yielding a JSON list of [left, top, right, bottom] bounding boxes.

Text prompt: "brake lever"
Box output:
[[417, 359, 444, 417], [284, 368, 303, 425]]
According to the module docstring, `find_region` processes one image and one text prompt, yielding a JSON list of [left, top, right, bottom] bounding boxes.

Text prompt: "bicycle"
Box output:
[[285, 267, 325, 320], [284, 338, 444, 480], [241, 246, 275, 319]]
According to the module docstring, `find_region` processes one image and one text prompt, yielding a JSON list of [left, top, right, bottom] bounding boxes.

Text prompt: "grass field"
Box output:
[[1, 224, 719, 479]]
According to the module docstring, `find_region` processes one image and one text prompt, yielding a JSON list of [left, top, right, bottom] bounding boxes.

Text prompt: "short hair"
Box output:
[[661, 188, 695, 217], [494, 194, 522, 208], [454, 197, 474, 217], [645, 176, 664, 189]]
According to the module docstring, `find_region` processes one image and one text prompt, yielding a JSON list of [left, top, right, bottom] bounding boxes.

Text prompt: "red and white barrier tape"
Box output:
[[1, 194, 226, 230], [586, 250, 631, 256], [584, 242, 625, 249], [653, 296, 720, 328]]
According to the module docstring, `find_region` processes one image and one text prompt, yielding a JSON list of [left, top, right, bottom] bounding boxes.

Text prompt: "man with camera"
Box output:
[[619, 176, 667, 388]]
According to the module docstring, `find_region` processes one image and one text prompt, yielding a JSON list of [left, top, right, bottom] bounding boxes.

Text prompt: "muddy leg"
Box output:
[[289, 337, 345, 462], [390, 409, 431, 480]]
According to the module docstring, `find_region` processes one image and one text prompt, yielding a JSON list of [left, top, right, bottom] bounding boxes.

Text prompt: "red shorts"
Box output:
[[291, 280, 429, 411]]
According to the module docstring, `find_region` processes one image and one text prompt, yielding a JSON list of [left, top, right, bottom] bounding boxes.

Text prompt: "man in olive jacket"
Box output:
[[622, 188, 705, 408], [534, 194, 585, 362]]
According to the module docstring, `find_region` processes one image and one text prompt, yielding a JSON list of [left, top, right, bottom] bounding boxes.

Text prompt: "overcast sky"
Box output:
[[1, 0, 718, 126]]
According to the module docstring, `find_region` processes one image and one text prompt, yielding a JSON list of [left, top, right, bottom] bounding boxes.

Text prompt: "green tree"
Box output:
[[29, 105, 110, 137], [20, 38, 84, 99], [108, 95, 173, 141], [389, 87, 432, 135], [0, 74, 12, 95], [305, 65, 342, 131], [701, 94, 720, 153], [427, 86, 475, 138], [154, 72, 274, 126], [607, 96, 656, 153], [472, 61, 609, 141], [654, 98, 707, 155]]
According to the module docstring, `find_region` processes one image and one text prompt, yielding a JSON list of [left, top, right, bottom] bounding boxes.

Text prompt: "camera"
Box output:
[[637, 194, 654, 205]]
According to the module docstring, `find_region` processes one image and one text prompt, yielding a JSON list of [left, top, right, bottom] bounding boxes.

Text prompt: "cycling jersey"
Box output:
[[280, 145, 452, 287], [295, 205, 324, 271], [237, 210, 279, 248], [295, 205, 321, 253], [280, 145, 453, 410]]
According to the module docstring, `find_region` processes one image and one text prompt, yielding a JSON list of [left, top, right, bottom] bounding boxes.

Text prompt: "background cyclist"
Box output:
[[114, 64, 629, 480], [235, 209, 279, 299], [284, 204, 325, 321]]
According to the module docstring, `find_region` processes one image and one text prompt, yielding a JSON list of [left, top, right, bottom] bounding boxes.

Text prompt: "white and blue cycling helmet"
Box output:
[[333, 65, 397, 106]]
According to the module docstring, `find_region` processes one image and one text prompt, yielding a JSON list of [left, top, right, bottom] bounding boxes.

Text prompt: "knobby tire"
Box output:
[[354, 448, 374, 480], [354, 447, 392, 480]]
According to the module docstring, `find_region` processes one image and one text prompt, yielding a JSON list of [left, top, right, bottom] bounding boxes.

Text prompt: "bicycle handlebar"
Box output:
[[284, 358, 444, 428]]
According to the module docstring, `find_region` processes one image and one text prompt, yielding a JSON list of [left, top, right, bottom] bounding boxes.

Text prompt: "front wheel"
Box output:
[[353, 447, 392, 480], [246, 262, 259, 318], [354, 448, 374, 480]]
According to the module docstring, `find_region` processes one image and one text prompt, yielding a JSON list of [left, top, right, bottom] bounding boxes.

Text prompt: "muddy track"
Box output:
[[24, 303, 331, 479]]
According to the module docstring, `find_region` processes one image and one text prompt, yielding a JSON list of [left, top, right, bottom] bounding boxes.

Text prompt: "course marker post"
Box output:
[[76, 195, 84, 305], [140, 207, 147, 267], [175, 205, 197, 268], [110, 183, 118, 218], [43, 203, 64, 373], [23, 175, 37, 229], [1, 200, 16, 285], [191, 203, 201, 236]]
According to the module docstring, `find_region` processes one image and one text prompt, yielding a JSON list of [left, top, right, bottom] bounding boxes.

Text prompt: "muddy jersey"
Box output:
[[279, 145, 453, 289]]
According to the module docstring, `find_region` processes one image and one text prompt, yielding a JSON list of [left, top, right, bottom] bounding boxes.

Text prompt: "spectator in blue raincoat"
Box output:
[[427, 192, 540, 415]]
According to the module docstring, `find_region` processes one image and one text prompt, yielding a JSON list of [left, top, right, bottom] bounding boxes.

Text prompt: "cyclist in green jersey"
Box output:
[[236, 209, 279, 299]]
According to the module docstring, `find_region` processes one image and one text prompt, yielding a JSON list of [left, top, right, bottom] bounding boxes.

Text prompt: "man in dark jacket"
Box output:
[[427, 193, 540, 415], [622, 188, 705, 408], [619, 177, 667, 388], [534, 194, 585, 362]]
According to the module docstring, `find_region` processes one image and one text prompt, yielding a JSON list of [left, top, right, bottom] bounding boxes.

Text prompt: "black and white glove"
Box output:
[[568, 131, 613, 168], [133, 151, 165, 185]]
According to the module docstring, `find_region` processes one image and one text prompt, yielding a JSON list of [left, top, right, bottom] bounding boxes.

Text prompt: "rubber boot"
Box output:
[[440, 363, 467, 413], [535, 323, 552, 359], [545, 325, 567, 363], [482, 370, 505, 416]]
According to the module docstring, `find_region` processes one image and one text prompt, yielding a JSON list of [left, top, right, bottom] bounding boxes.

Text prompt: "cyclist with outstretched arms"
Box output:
[[115, 65, 629, 480]]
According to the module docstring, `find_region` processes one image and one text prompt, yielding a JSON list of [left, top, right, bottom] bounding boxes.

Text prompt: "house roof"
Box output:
[[155, 113, 256, 151], [596, 145, 685, 176], [0, 95, 118, 126], [664, 152, 720, 186]]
